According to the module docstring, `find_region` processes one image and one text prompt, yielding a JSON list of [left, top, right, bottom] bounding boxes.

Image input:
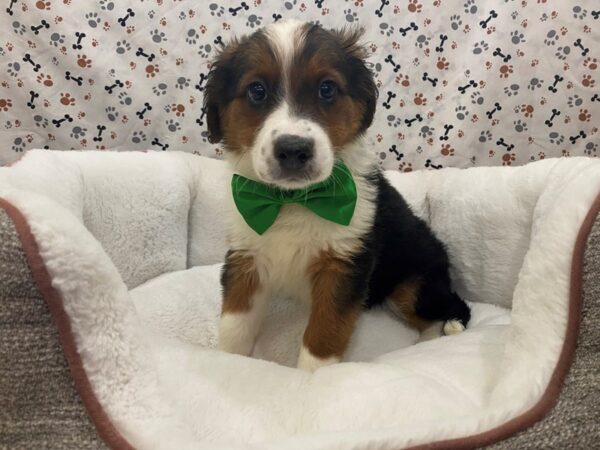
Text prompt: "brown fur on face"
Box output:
[[220, 251, 260, 313], [304, 249, 363, 358]]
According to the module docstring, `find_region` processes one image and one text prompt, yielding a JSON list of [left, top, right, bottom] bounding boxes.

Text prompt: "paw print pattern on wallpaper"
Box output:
[[0, 0, 598, 168]]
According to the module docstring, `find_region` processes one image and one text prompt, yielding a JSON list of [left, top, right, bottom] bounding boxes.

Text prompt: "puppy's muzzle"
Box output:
[[274, 135, 314, 173]]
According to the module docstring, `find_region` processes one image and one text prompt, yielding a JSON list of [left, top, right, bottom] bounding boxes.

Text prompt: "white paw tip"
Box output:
[[443, 319, 465, 336]]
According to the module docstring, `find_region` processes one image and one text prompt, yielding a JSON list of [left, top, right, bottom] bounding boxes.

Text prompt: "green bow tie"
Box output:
[[231, 162, 357, 235]]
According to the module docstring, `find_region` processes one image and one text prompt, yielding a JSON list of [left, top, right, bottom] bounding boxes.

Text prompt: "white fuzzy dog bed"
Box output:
[[1, 150, 599, 450]]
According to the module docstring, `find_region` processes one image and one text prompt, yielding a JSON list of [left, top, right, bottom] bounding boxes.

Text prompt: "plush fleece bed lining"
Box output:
[[1, 191, 598, 450]]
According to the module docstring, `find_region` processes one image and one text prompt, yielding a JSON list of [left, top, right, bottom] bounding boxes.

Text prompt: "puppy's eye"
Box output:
[[247, 82, 267, 104], [318, 80, 337, 102]]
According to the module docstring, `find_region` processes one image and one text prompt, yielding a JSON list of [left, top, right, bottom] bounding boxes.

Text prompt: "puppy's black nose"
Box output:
[[274, 135, 314, 171]]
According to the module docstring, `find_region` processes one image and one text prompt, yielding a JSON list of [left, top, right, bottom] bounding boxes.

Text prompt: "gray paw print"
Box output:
[[85, 12, 101, 28], [504, 84, 520, 96], [148, 10, 155, 19], [471, 91, 484, 105], [197, 44, 212, 58], [175, 76, 190, 89], [572, 5, 587, 19], [514, 119, 527, 132], [473, 41, 489, 55], [511, 11, 519, 20], [186, 29, 198, 45], [555, 46, 570, 61], [178, 11, 186, 20], [379, 23, 394, 36], [344, 9, 358, 23], [150, 29, 167, 43], [7, 62, 21, 77], [450, 15, 462, 31], [49, 32, 65, 47], [115, 40, 131, 54], [33, 114, 49, 128], [415, 34, 431, 49], [419, 125, 434, 137], [105, 106, 119, 121], [12, 21, 26, 35], [510, 30, 526, 45], [12, 137, 25, 152], [386, 114, 402, 127], [548, 131, 565, 145], [70, 126, 87, 139], [567, 94, 583, 107], [132, 131, 147, 143], [284, 0, 298, 9], [464, 0, 477, 14], [455, 105, 469, 120], [209, 3, 225, 17], [544, 30, 559, 46], [99, 0, 114, 11], [165, 119, 181, 132], [118, 92, 132, 106], [528, 77, 543, 91], [584, 141, 598, 155], [246, 14, 262, 28], [153, 83, 168, 96], [478, 130, 492, 143]]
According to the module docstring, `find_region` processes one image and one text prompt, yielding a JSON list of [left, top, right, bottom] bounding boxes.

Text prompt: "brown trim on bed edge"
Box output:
[[1, 189, 599, 450], [0, 198, 135, 450], [406, 190, 600, 450]]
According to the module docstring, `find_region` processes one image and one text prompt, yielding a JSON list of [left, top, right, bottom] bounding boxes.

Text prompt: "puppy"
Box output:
[[204, 21, 470, 372]]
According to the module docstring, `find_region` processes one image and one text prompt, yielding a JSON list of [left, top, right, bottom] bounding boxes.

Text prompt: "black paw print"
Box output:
[[85, 12, 101, 28], [455, 105, 469, 120], [471, 91, 484, 105], [118, 92, 132, 106], [386, 114, 402, 127], [165, 119, 181, 132], [132, 131, 147, 143], [70, 126, 87, 139], [548, 131, 565, 145], [528, 77, 543, 91], [510, 30, 526, 45], [513, 119, 528, 132], [186, 29, 198, 45], [572, 5, 587, 20], [415, 34, 431, 49], [12, 137, 25, 152], [473, 41, 489, 55], [555, 46, 570, 61], [478, 130, 492, 142], [379, 23, 394, 36], [150, 29, 167, 43], [153, 82, 168, 96], [344, 9, 358, 22], [544, 30, 559, 46], [504, 83, 520, 96], [33, 114, 49, 128], [464, 0, 477, 14], [209, 3, 225, 17], [115, 40, 131, 54], [419, 125, 434, 137], [450, 15, 462, 31], [567, 94, 583, 107], [175, 76, 190, 89], [105, 106, 119, 121], [49, 32, 66, 47], [246, 14, 262, 28]]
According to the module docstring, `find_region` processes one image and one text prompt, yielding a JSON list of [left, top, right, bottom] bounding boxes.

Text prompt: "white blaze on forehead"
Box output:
[[264, 20, 306, 93]]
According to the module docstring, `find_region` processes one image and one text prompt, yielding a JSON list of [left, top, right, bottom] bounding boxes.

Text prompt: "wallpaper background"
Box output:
[[0, 0, 598, 169]]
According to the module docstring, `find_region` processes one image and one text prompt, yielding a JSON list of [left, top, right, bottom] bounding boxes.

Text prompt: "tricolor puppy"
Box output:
[[204, 21, 470, 372]]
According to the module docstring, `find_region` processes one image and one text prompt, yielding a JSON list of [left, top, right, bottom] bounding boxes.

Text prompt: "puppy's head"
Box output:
[[204, 21, 378, 189]]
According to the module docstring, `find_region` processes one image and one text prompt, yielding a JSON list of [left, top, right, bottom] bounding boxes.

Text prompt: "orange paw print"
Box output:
[[35, 0, 51, 10], [76, 54, 92, 68], [399, 162, 413, 172], [440, 144, 454, 156], [59, 92, 75, 106], [582, 74, 595, 87], [396, 74, 410, 86], [36, 73, 53, 86], [407, 0, 422, 13], [578, 109, 591, 122], [502, 153, 516, 166], [171, 103, 185, 117], [520, 104, 534, 117], [499, 64, 513, 78], [145, 64, 159, 78], [583, 57, 598, 70], [436, 57, 449, 70], [538, 152, 545, 159], [413, 93, 427, 105], [0, 98, 13, 111]]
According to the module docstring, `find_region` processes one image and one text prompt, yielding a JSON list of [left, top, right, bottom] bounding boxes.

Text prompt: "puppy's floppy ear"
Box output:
[[332, 27, 379, 133], [203, 39, 239, 144]]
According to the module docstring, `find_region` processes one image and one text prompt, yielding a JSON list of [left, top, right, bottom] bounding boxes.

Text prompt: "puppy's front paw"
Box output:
[[297, 345, 340, 372], [217, 313, 255, 356]]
